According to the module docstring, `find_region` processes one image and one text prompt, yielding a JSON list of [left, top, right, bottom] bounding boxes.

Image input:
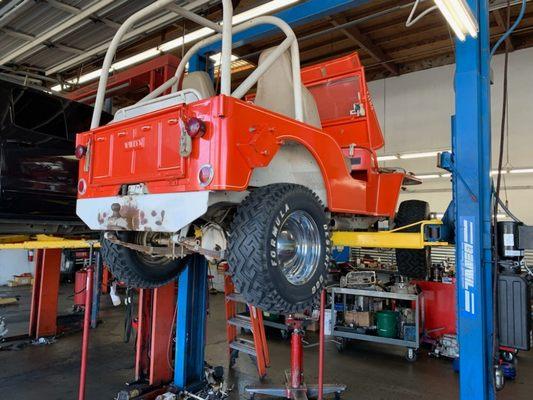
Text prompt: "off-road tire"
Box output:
[[100, 232, 190, 288], [228, 184, 330, 314], [395, 200, 431, 279]]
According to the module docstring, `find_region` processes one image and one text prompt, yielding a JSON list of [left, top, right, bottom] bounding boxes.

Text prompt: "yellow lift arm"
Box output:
[[332, 219, 449, 249], [0, 220, 447, 251], [0, 234, 99, 249]]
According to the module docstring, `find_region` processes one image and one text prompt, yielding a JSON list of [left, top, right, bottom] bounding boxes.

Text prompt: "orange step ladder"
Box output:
[[223, 268, 270, 379]]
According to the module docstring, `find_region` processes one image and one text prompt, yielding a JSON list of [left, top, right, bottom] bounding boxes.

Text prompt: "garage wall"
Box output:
[[368, 47, 533, 224], [0, 250, 34, 285]]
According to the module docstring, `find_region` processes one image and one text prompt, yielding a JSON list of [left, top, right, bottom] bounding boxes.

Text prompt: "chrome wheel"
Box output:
[[276, 210, 322, 285]]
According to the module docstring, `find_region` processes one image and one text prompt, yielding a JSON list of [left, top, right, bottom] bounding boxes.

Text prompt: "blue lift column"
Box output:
[[173, 254, 209, 391], [453, 1, 494, 399]]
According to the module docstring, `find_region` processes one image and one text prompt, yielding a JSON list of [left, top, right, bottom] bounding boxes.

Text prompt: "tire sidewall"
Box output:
[[394, 200, 431, 279], [264, 189, 330, 306]]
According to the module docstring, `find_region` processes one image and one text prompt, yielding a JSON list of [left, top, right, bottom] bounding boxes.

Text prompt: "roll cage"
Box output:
[[90, 0, 304, 129]]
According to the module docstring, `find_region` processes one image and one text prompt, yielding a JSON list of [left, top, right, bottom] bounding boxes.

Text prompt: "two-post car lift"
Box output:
[[190, 1, 497, 399], [0, 1, 496, 399]]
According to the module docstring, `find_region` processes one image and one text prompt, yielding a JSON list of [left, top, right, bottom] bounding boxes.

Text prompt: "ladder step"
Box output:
[[228, 315, 253, 330], [229, 339, 257, 356], [226, 293, 246, 303]]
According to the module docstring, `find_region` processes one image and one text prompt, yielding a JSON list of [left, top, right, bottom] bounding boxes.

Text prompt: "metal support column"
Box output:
[[453, 1, 494, 399], [90, 251, 102, 329], [134, 282, 177, 385], [149, 282, 176, 386], [174, 254, 208, 391], [188, 54, 215, 80], [29, 249, 62, 338]]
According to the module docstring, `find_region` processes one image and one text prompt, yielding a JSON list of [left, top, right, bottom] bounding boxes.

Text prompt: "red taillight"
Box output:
[[185, 117, 206, 138], [78, 179, 87, 195], [198, 164, 214, 186], [75, 145, 87, 159]]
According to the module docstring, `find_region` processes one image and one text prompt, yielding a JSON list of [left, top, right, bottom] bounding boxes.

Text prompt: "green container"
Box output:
[[376, 310, 398, 338]]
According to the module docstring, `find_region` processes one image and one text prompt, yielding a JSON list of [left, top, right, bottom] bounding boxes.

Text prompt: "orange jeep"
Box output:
[[75, 1, 416, 313]]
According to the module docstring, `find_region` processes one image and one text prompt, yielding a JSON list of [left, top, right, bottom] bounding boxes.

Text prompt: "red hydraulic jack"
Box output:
[[245, 291, 346, 400]]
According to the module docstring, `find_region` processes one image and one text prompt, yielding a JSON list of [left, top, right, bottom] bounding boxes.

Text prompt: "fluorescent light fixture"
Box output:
[[377, 155, 399, 161], [233, 0, 299, 24], [52, 0, 299, 92], [400, 151, 441, 159], [433, 0, 479, 41], [510, 168, 533, 174], [435, 212, 506, 219], [158, 27, 214, 52], [441, 173, 452, 178], [490, 170, 508, 175], [75, 69, 103, 85], [415, 174, 441, 180], [112, 48, 162, 70], [210, 52, 238, 67]]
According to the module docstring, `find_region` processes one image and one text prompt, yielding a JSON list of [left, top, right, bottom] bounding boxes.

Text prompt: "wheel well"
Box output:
[[248, 141, 329, 207]]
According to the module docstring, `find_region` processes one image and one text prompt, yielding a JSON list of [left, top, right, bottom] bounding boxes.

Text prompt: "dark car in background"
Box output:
[[0, 77, 111, 234]]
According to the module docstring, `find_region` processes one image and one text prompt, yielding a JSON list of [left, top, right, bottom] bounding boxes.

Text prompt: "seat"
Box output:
[[254, 48, 322, 128], [113, 72, 215, 122], [182, 71, 215, 99]]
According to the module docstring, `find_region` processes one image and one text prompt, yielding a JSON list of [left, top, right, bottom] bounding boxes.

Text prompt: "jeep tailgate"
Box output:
[[88, 109, 185, 186]]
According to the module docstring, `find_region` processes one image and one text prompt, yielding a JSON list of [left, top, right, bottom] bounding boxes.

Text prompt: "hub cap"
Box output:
[[276, 210, 321, 285]]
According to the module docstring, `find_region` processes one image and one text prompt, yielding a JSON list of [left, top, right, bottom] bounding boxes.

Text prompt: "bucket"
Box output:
[[376, 310, 398, 338]]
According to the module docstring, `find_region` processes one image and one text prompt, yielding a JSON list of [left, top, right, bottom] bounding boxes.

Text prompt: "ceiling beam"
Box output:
[[2, 27, 35, 42], [3, 0, 131, 66], [51, 43, 85, 55], [47, 0, 121, 30], [46, 0, 81, 15], [98, 17, 121, 30], [0, 0, 116, 65], [0, 0, 34, 30], [1, 27, 84, 55], [492, 9, 514, 51], [328, 15, 399, 75], [44, 0, 212, 76]]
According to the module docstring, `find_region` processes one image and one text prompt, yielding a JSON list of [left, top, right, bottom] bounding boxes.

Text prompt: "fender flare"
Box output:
[[247, 137, 350, 209]]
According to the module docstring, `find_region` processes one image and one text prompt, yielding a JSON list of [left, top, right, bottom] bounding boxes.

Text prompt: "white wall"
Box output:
[[368, 47, 533, 223], [0, 250, 34, 285]]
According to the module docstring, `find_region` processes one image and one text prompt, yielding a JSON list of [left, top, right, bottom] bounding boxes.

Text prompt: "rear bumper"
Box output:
[[76, 191, 209, 232]]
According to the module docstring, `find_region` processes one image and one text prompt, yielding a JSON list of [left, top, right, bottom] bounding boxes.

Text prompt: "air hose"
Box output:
[[490, 0, 527, 57]]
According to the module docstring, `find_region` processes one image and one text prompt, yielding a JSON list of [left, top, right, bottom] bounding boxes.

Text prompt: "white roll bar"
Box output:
[[90, 0, 303, 128], [91, 0, 177, 129], [142, 17, 303, 122], [220, 0, 233, 96], [230, 16, 303, 121]]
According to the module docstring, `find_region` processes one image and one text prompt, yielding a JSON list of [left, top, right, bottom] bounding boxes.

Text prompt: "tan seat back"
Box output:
[[182, 71, 215, 99], [254, 48, 322, 128]]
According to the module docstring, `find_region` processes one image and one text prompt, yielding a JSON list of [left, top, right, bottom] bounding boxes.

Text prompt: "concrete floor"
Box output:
[[0, 283, 531, 399]]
